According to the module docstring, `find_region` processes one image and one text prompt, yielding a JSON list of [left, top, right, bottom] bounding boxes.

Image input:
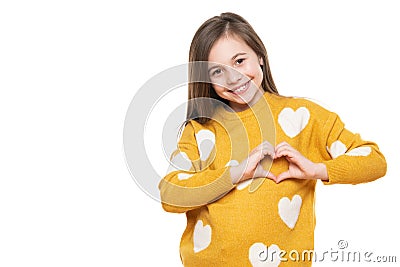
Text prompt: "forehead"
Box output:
[[208, 34, 255, 64]]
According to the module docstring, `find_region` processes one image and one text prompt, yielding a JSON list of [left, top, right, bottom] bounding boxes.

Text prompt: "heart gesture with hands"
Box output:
[[230, 141, 328, 185]]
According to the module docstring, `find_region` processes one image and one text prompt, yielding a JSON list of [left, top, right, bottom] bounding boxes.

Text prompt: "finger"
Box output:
[[259, 142, 275, 159], [275, 142, 298, 158], [252, 143, 275, 160], [265, 171, 277, 181], [275, 142, 295, 153], [249, 151, 267, 163], [275, 141, 291, 150], [261, 140, 274, 146], [276, 171, 291, 183], [250, 144, 264, 159], [262, 147, 275, 158], [253, 140, 274, 152], [254, 164, 271, 178], [274, 147, 297, 159], [240, 157, 260, 172], [254, 140, 272, 150]]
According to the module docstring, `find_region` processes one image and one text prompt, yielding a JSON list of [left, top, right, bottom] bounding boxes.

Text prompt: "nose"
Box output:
[[226, 68, 243, 85]]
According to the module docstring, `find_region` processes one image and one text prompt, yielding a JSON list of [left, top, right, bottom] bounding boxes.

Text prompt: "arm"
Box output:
[[269, 111, 386, 184], [321, 112, 387, 184], [158, 122, 235, 213]]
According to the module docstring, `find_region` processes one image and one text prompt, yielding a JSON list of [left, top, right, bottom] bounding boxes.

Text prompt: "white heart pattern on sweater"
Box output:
[[249, 242, 281, 267], [327, 140, 347, 159], [166, 151, 192, 175], [195, 130, 216, 161], [278, 194, 302, 229], [278, 107, 310, 138], [327, 140, 371, 158], [193, 220, 212, 253]]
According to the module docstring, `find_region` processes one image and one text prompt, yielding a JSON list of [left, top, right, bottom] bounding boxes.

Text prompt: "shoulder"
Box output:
[[183, 119, 216, 133], [179, 119, 217, 142], [266, 93, 337, 121]]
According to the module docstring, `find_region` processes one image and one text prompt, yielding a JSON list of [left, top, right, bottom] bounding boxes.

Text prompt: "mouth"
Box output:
[[228, 80, 251, 95]]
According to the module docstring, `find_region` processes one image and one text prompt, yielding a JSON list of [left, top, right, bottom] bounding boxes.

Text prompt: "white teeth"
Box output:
[[233, 82, 248, 93]]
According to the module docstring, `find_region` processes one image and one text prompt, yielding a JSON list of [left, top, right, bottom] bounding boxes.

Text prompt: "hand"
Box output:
[[230, 140, 276, 184], [272, 142, 328, 183]]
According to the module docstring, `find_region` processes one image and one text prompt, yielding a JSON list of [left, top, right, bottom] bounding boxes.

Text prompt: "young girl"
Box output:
[[158, 12, 387, 266]]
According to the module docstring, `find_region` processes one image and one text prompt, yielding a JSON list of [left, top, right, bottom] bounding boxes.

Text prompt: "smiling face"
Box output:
[[208, 34, 264, 112]]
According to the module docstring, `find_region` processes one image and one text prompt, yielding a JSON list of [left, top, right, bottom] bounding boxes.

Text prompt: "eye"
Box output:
[[235, 58, 245, 65], [211, 68, 222, 76]]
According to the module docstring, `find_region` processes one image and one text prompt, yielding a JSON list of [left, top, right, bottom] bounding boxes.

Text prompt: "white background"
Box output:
[[1, 0, 399, 266]]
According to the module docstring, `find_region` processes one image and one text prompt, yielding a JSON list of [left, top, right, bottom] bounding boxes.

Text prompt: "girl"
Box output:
[[158, 12, 386, 266]]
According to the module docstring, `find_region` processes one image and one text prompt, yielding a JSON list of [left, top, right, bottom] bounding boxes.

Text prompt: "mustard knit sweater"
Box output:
[[158, 92, 386, 267]]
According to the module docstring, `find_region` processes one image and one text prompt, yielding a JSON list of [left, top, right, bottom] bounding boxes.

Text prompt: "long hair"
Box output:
[[187, 12, 279, 125]]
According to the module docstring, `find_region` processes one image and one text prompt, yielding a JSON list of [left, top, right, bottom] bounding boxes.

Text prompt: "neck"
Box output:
[[228, 89, 264, 112]]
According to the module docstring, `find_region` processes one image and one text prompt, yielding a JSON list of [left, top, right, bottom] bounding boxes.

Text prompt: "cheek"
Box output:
[[243, 65, 263, 84], [212, 84, 226, 95], [255, 64, 264, 77], [256, 68, 263, 84], [253, 64, 264, 85]]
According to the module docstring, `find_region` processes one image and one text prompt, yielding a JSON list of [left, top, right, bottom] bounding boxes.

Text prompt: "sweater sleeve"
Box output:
[[158, 121, 235, 213], [321, 112, 387, 185]]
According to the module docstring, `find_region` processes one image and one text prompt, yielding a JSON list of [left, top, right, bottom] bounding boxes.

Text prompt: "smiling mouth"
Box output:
[[228, 80, 251, 95]]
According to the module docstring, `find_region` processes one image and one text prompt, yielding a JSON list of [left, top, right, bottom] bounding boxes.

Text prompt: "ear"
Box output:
[[259, 57, 264, 66]]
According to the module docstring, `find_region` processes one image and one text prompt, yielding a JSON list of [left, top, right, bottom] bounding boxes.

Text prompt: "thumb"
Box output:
[[276, 171, 291, 183], [265, 170, 277, 181]]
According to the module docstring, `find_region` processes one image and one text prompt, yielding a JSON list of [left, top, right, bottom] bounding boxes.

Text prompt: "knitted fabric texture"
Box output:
[[159, 92, 386, 267]]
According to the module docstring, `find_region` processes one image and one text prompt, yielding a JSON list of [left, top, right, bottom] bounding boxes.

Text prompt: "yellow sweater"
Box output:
[[159, 92, 386, 266]]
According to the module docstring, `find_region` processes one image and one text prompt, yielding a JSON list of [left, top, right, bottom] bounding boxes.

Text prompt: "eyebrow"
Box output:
[[231, 52, 247, 60], [208, 52, 248, 72]]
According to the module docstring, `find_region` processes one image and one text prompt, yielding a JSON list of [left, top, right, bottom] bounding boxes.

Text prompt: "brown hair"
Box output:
[[186, 12, 279, 124]]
